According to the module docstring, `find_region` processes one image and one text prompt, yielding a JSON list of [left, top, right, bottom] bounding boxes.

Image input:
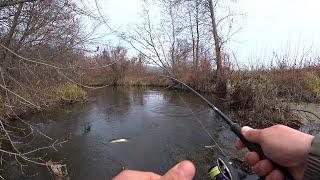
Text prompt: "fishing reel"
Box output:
[[208, 156, 259, 180]]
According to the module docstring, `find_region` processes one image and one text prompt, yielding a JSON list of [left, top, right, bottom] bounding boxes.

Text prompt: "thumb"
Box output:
[[160, 161, 196, 180], [242, 126, 262, 143]]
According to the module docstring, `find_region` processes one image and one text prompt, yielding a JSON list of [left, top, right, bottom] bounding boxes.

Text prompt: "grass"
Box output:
[[56, 83, 87, 102], [228, 70, 304, 128], [306, 72, 320, 100]]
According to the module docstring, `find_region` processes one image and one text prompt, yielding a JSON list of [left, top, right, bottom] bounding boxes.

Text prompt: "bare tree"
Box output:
[[126, 0, 243, 82], [125, 0, 193, 75], [207, 0, 225, 94], [188, 0, 201, 70], [0, 0, 113, 178]]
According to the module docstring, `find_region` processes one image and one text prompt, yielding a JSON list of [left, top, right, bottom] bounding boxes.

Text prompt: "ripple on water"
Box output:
[[150, 103, 205, 118], [16, 87, 234, 180]]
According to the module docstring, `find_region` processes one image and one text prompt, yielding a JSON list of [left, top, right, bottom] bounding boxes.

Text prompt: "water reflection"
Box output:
[[13, 87, 238, 179]]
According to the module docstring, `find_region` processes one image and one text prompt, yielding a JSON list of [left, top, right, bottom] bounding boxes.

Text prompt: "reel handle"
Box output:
[[230, 124, 294, 180]]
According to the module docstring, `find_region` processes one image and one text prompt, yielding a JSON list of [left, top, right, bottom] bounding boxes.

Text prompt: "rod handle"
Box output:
[[230, 124, 294, 180]]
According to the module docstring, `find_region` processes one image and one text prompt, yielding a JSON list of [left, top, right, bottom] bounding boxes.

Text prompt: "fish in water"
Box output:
[[204, 145, 216, 149], [109, 138, 128, 144]]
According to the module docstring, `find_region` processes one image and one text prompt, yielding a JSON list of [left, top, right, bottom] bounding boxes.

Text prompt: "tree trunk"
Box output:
[[208, 0, 226, 95], [195, 0, 200, 69], [189, 0, 201, 71], [189, 11, 196, 69], [169, 6, 176, 73], [1, 3, 23, 65]]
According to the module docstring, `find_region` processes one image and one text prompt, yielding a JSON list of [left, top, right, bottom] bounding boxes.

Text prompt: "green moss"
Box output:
[[56, 83, 87, 102]]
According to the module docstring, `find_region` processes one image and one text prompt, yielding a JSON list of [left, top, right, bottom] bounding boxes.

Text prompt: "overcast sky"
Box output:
[[92, 0, 320, 66]]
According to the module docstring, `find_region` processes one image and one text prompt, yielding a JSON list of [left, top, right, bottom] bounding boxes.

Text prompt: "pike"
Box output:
[[165, 76, 293, 180], [109, 138, 128, 144]]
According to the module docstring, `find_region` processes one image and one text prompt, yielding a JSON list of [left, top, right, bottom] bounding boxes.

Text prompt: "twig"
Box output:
[[57, 70, 110, 89], [0, 84, 40, 109], [0, 43, 118, 70], [291, 108, 320, 121]]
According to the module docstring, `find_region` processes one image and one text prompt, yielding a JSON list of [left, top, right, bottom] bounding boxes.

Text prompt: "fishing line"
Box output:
[[176, 91, 228, 157], [166, 76, 293, 179]]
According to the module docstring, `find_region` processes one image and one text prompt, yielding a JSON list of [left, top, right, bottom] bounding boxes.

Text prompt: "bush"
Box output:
[[229, 72, 301, 128], [56, 83, 87, 102], [306, 72, 320, 100]]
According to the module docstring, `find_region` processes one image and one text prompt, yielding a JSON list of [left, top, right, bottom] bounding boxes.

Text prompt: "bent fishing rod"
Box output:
[[165, 76, 293, 180]]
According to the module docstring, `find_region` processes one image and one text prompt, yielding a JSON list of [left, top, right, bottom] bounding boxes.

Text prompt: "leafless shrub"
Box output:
[[0, 0, 115, 178]]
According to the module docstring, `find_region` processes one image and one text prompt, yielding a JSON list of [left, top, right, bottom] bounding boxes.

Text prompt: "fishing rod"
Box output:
[[165, 76, 293, 180]]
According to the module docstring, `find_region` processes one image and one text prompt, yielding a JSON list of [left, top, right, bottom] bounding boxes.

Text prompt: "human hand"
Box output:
[[235, 125, 314, 180], [113, 160, 196, 180]]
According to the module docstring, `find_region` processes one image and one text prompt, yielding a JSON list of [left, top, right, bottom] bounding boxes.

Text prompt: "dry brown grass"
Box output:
[[227, 67, 320, 128], [79, 54, 320, 129]]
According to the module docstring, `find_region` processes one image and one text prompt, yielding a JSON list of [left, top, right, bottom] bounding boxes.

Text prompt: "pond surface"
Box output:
[[12, 87, 239, 179]]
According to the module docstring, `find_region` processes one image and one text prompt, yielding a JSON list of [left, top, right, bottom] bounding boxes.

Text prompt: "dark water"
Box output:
[[11, 87, 238, 179]]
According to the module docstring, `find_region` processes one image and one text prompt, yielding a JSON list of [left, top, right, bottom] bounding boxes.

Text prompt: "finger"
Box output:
[[242, 126, 262, 143], [244, 151, 260, 166], [160, 160, 196, 180], [265, 169, 285, 180], [235, 139, 246, 150], [252, 159, 274, 177], [113, 170, 161, 180]]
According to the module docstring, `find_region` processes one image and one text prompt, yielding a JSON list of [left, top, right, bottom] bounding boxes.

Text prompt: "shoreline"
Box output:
[[4, 82, 319, 131]]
